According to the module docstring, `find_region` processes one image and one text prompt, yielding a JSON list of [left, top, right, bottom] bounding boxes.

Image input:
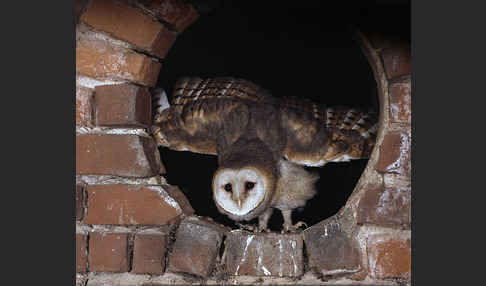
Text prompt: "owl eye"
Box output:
[[245, 181, 255, 191], [224, 183, 232, 193]]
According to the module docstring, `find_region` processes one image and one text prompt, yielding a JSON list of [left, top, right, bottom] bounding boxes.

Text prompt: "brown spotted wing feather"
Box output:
[[152, 77, 378, 165], [152, 77, 272, 155], [170, 77, 269, 106], [280, 97, 378, 166]]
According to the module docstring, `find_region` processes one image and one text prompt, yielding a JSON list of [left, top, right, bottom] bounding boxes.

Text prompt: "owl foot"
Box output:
[[257, 208, 274, 233], [236, 222, 258, 232], [282, 221, 308, 233], [257, 225, 271, 233], [281, 209, 307, 233]]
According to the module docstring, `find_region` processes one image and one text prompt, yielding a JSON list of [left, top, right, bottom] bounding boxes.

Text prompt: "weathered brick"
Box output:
[[164, 185, 194, 215], [76, 275, 87, 286], [94, 84, 151, 127], [89, 232, 130, 273], [84, 184, 193, 225], [76, 184, 85, 220], [375, 131, 411, 175], [357, 186, 411, 229], [76, 37, 161, 87], [383, 173, 411, 189], [138, 0, 200, 32], [76, 85, 94, 126], [224, 231, 304, 277], [367, 234, 411, 280], [76, 234, 88, 273], [80, 0, 176, 58], [76, 134, 162, 177], [381, 45, 411, 80], [303, 216, 362, 278], [389, 79, 411, 124], [132, 233, 167, 274], [168, 216, 228, 277]]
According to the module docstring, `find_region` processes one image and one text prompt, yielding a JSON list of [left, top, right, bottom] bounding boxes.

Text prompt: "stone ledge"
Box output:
[[167, 216, 229, 277], [223, 230, 304, 278]]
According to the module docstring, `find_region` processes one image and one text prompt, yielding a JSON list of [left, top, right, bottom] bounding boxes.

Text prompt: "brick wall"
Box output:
[[76, 1, 411, 285]]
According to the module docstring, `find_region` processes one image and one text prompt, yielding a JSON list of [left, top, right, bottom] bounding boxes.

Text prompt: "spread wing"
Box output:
[[152, 77, 272, 155], [280, 96, 378, 167], [152, 76, 378, 165]]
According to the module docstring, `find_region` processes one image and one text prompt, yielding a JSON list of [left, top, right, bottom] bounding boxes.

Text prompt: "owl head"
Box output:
[[212, 138, 278, 221]]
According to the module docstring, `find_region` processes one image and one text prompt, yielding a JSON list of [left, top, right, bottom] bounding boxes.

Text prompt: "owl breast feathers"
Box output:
[[152, 77, 378, 232]]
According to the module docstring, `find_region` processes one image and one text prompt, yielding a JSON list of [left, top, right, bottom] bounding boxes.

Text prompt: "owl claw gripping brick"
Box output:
[[152, 77, 378, 232]]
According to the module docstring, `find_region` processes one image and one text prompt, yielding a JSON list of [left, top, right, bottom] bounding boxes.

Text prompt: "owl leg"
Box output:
[[281, 209, 294, 232], [281, 209, 307, 233], [257, 208, 274, 232]]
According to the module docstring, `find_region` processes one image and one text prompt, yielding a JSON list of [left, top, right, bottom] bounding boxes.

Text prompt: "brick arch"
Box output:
[[75, 0, 201, 284], [75, 1, 411, 285], [301, 31, 411, 282]]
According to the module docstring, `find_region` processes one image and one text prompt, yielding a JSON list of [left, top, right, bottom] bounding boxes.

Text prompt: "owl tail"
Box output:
[[152, 88, 170, 120]]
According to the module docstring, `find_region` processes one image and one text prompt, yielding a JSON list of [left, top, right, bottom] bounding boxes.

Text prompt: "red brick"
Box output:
[[381, 46, 411, 80], [303, 216, 362, 278], [375, 131, 411, 175], [224, 231, 304, 277], [383, 173, 411, 195], [94, 84, 151, 127], [76, 184, 85, 220], [151, 29, 177, 59], [168, 217, 228, 277], [80, 0, 176, 58], [132, 233, 167, 274], [89, 232, 130, 273], [84, 184, 193, 225], [164, 185, 194, 216], [357, 186, 411, 229], [389, 79, 411, 124], [367, 234, 411, 280], [76, 234, 88, 273], [76, 134, 162, 177], [76, 37, 161, 87], [138, 0, 200, 32], [76, 85, 94, 126]]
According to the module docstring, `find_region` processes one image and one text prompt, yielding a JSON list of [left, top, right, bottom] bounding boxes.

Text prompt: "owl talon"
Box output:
[[282, 221, 308, 233], [257, 225, 271, 233], [294, 221, 308, 230], [236, 222, 257, 232]]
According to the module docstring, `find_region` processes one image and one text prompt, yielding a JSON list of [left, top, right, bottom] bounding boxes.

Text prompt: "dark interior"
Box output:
[[155, 1, 410, 231]]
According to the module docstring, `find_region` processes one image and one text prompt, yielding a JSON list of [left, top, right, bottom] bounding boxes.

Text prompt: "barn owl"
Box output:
[[152, 77, 378, 232]]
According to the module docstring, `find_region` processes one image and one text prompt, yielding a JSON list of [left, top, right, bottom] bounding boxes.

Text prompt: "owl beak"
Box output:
[[231, 193, 243, 209]]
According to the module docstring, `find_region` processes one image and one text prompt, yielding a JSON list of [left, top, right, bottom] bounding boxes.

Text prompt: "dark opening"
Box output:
[[155, 1, 409, 231]]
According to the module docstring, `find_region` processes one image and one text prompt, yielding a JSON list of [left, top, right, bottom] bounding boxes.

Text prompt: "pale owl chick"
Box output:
[[152, 77, 378, 232]]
